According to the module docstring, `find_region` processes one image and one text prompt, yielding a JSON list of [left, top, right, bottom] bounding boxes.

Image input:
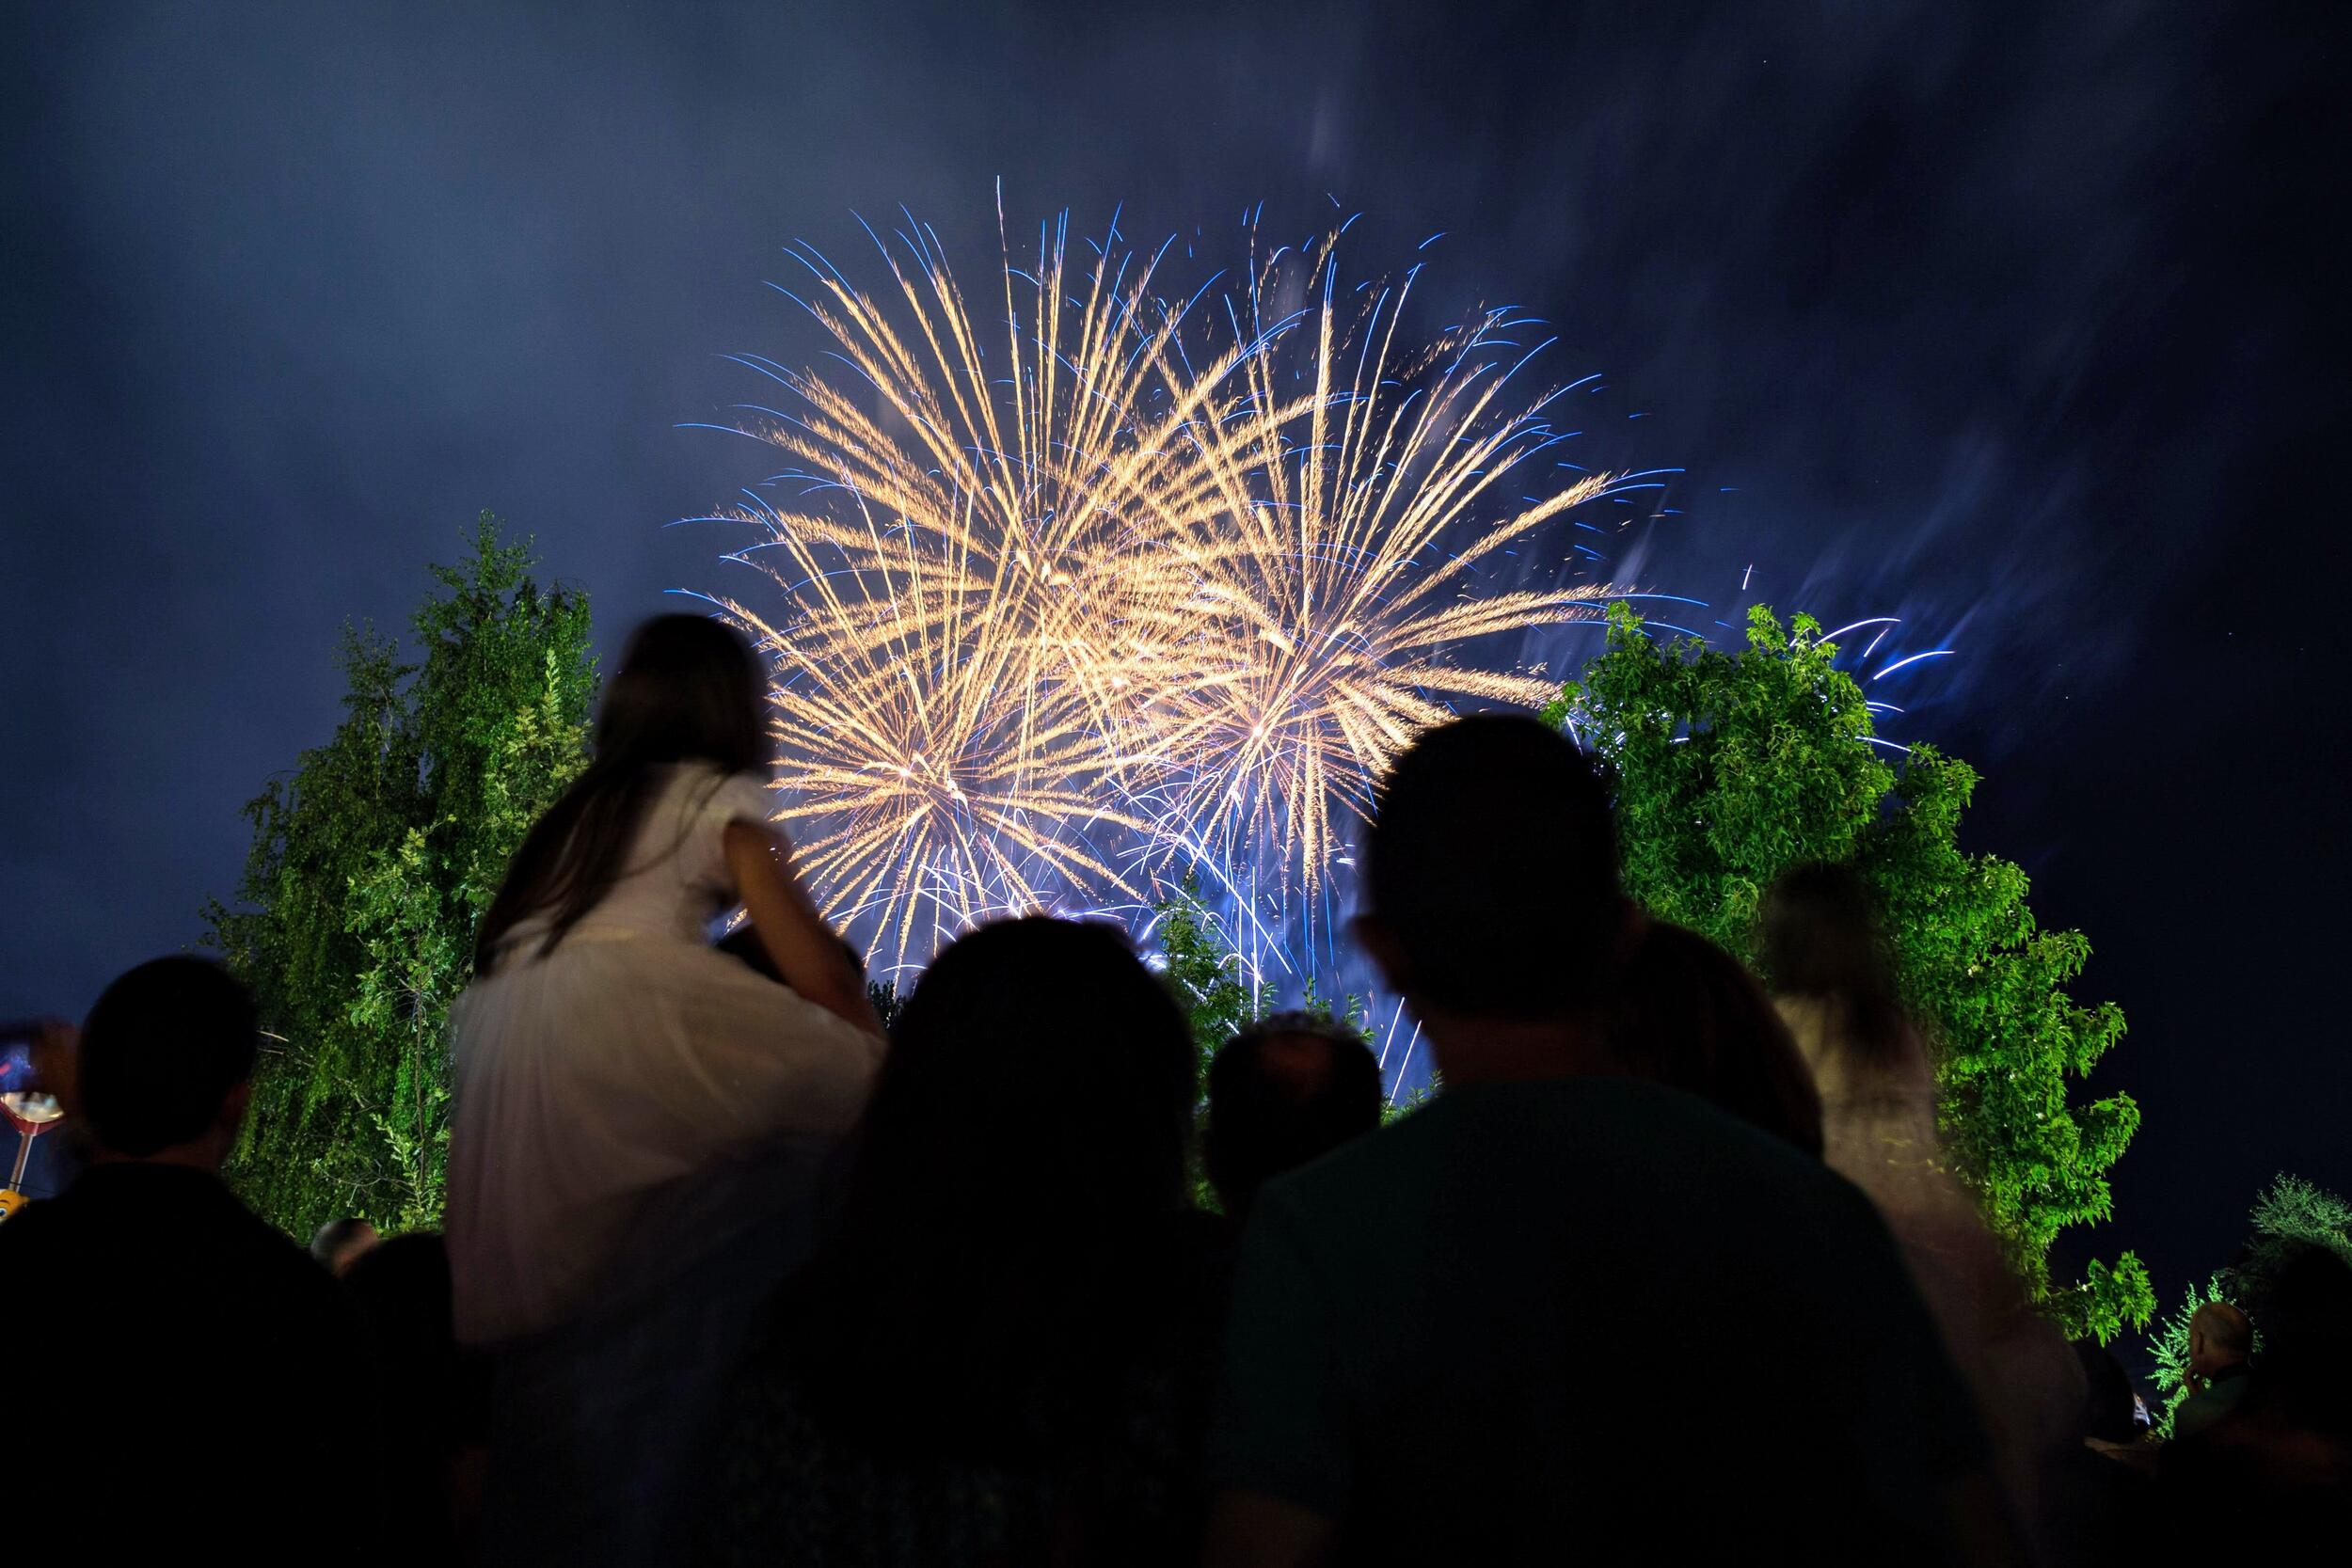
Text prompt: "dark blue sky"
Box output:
[[5, 1, 2344, 1337]]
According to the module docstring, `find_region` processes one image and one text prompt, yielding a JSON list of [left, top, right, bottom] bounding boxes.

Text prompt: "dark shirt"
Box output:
[[2157, 1366, 2352, 1559], [0, 1163, 376, 1563], [1209, 1077, 1992, 1567], [2169, 1359, 2252, 1441], [485, 1132, 842, 1568], [701, 1211, 1228, 1568]]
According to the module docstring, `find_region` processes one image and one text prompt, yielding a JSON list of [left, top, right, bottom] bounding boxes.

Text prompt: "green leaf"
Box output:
[[1559, 604, 2147, 1338], [206, 514, 597, 1236]]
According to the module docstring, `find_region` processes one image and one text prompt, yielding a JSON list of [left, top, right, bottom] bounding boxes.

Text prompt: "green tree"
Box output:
[[207, 515, 595, 1235], [1547, 603, 2151, 1339], [1151, 875, 1279, 1212], [2148, 1173, 2352, 1433], [1151, 873, 1276, 1089], [866, 979, 905, 1035]]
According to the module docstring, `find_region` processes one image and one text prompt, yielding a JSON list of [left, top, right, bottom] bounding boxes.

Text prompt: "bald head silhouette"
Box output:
[[2189, 1299, 2253, 1381]]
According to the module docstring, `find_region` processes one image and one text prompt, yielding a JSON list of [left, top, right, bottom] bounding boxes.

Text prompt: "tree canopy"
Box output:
[[206, 516, 595, 1234], [1150, 873, 1277, 1090], [1546, 602, 2150, 1339]]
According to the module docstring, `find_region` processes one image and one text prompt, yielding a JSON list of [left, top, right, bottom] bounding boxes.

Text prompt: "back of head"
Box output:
[[1206, 1012, 1385, 1217], [76, 957, 257, 1161], [1759, 861, 1910, 1070], [801, 917, 1195, 1449], [2190, 1299, 2254, 1363], [590, 612, 767, 775], [2252, 1243, 2352, 1433], [476, 613, 768, 969], [310, 1215, 379, 1273], [1606, 921, 1824, 1156], [2073, 1339, 2141, 1444], [1365, 715, 1620, 1017]]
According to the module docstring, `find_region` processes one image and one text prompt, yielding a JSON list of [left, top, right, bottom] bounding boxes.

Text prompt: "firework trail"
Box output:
[[699, 198, 1637, 976]]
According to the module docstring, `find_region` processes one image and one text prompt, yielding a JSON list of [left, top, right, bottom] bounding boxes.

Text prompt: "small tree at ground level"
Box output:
[[1149, 873, 1277, 1092], [866, 980, 904, 1035], [2148, 1173, 2352, 1433]]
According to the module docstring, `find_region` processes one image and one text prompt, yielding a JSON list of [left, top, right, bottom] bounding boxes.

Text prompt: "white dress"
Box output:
[[446, 763, 882, 1346], [1776, 996, 2085, 1528]]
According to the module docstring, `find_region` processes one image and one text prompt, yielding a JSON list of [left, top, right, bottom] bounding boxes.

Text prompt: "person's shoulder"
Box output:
[[1604, 1079, 1887, 1224], [239, 1220, 367, 1342], [0, 1194, 70, 1256], [5, 1173, 343, 1306], [1555, 1075, 1837, 1172], [1258, 1075, 1645, 1196], [667, 762, 771, 830], [1428, 1076, 1883, 1225], [717, 768, 775, 811], [654, 758, 726, 804], [219, 1199, 324, 1266], [1263, 1076, 1871, 1218], [1773, 993, 1832, 1050], [1249, 1092, 1459, 1223], [1355, 1073, 1754, 1155], [184, 1183, 346, 1291], [669, 758, 766, 796]]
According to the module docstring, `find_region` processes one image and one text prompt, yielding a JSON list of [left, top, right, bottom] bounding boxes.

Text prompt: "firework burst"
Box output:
[[701, 198, 1629, 974], [1127, 241, 1620, 929]]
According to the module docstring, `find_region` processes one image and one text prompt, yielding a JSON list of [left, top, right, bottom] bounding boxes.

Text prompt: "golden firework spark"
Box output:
[[1130, 241, 1619, 911], [706, 200, 1625, 972]]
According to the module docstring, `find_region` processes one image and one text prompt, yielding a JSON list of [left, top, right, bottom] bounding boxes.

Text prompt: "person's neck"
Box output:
[[1421, 1007, 1615, 1086], [85, 1142, 225, 1175]]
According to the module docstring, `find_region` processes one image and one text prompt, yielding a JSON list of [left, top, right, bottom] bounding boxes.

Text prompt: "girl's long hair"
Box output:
[[473, 614, 767, 973], [1606, 920, 1824, 1157], [1757, 861, 1912, 1071], [786, 917, 1196, 1458]]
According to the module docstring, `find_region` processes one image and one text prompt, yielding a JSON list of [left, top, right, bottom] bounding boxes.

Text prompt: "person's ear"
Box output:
[[1610, 896, 1649, 963], [1351, 913, 1409, 993], [217, 1077, 254, 1139]]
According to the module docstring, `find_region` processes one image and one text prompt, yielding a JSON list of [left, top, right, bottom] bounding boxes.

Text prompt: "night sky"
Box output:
[[5, 2, 2345, 1349]]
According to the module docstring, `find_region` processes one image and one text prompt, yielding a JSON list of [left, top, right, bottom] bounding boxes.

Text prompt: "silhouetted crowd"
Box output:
[[6, 616, 2345, 1566]]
